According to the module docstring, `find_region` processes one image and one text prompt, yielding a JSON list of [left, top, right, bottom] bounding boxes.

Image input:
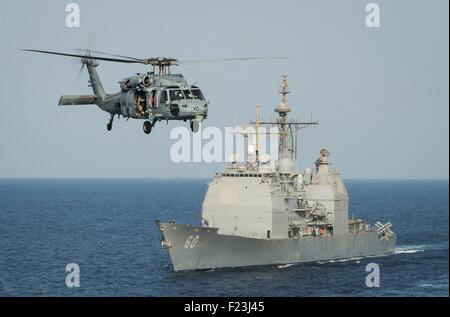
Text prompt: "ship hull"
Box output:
[[157, 222, 396, 272]]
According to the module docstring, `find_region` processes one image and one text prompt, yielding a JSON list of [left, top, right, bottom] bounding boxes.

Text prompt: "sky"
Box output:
[[0, 0, 448, 179]]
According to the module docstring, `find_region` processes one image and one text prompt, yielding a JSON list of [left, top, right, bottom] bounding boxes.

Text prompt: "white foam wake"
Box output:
[[317, 257, 363, 264], [395, 244, 427, 254], [419, 282, 448, 289], [395, 243, 448, 254], [277, 263, 294, 269]]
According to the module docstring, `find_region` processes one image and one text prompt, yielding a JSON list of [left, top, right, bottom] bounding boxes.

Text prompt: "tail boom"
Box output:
[[83, 58, 106, 103]]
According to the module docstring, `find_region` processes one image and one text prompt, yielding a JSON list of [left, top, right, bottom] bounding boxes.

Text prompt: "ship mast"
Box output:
[[252, 75, 319, 172], [275, 75, 293, 161], [255, 104, 261, 165]]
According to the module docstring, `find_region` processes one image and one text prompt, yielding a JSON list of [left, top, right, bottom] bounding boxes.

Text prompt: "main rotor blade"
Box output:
[[178, 56, 291, 65], [21, 49, 143, 64], [74, 49, 144, 62], [23, 49, 291, 67]]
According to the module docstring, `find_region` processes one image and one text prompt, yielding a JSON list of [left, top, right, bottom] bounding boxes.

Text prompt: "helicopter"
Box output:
[[22, 49, 287, 134]]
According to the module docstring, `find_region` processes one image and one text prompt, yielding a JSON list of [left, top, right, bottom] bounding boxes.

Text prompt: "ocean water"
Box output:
[[0, 179, 448, 297]]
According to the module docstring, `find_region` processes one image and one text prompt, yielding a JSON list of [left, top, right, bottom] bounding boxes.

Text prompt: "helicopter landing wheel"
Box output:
[[107, 115, 114, 131], [190, 120, 200, 133], [143, 121, 152, 134]]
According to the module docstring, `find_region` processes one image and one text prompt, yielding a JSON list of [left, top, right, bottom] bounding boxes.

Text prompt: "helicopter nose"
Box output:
[[187, 100, 208, 115]]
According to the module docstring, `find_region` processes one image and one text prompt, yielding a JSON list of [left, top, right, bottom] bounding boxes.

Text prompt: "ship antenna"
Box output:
[[275, 75, 291, 116], [255, 105, 261, 166], [275, 75, 292, 157]]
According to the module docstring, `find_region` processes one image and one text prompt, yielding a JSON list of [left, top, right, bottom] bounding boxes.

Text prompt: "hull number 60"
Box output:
[[184, 235, 199, 249]]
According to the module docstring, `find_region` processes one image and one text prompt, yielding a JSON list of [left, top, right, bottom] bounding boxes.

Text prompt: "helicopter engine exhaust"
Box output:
[[141, 75, 151, 87], [121, 74, 152, 90]]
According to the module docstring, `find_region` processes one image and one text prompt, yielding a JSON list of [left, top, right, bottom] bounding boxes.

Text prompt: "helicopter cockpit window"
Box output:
[[169, 89, 185, 102], [183, 90, 194, 99], [191, 89, 205, 100]]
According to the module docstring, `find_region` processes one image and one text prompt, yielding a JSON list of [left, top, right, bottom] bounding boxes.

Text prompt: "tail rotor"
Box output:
[[74, 32, 97, 87]]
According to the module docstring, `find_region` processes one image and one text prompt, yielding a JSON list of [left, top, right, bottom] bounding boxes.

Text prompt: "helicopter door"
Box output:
[[157, 90, 168, 108], [135, 91, 145, 116], [168, 89, 184, 117]]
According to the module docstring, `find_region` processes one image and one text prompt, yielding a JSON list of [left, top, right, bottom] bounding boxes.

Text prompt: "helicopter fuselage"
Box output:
[[58, 60, 208, 134], [99, 73, 208, 123]]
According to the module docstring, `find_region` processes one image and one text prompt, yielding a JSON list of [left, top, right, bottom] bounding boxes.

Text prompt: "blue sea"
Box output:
[[0, 179, 448, 296]]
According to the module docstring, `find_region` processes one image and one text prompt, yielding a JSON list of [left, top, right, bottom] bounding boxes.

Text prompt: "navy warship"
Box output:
[[157, 76, 396, 271]]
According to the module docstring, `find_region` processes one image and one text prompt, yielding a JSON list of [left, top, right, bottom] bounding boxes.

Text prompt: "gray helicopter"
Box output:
[[23, 49, 287, 134]]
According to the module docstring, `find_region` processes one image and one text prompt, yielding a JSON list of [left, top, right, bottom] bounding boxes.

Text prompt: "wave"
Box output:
[[338, 257, 363, 262], [277, 264, 294, 269], [317, 257, 363, 264], [418, 282, 448, 289], [394, 243, 446, 254]]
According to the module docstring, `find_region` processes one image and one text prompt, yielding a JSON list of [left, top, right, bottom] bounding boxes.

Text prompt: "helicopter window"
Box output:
[[191, 89, 205, 100], [169, 89, 185, 102], [183, 90, 194, 99], [158, 90, 168, 105]]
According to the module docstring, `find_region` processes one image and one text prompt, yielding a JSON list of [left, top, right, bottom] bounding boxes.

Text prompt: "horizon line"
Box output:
[[0, 176, 448, 181]]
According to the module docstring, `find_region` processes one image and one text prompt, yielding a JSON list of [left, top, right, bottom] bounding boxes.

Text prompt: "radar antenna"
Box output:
[[251, 75, 319, 165]]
